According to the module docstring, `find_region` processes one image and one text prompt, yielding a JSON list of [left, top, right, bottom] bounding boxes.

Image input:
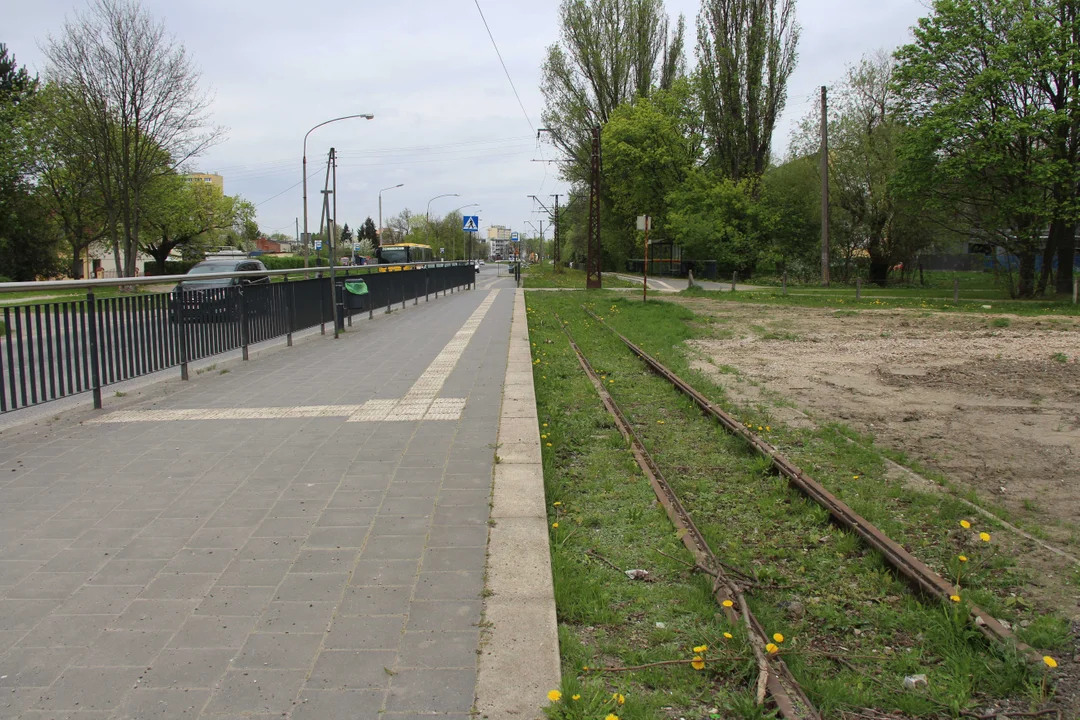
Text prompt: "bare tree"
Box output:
[[696, 0, 800, 181], [43, 0, 224, 277]]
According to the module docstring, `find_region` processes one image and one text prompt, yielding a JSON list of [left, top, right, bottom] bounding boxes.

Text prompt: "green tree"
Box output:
[[893, 0, 1077, 297], [541, 0, 686, 183], [666, 169, 765, 272], [340, 223, 353, 244], [759, 155, 821, 279], [361, 216, 378, 243], [140, 174, 256, 272], [696, 0, 801, 181]]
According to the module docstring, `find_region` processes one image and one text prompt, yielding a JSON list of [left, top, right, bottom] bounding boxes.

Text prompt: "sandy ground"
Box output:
[[673, 299, 1080, 618]]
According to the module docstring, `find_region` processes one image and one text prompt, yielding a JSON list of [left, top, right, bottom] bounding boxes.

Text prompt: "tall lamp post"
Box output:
[[452, 203, 480, 260], [302, 114, 374, 268], [426, 193, 459, 257], [378, 183, 404, 245]]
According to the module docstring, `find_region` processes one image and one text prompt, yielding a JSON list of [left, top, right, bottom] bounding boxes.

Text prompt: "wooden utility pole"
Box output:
[[820, 85, 831, 287], [586, 126, 602, 289]]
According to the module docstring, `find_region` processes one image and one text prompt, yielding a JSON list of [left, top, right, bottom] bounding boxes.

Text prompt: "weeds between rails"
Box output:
[[527, 293, 1059, 719]]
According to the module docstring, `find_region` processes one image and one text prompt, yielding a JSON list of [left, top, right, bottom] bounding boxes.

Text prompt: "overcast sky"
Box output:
[[7, 0, 927, 241]]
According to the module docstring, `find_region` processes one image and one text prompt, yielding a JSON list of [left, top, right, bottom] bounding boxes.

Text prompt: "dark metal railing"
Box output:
[[0, 262, 475, 414]]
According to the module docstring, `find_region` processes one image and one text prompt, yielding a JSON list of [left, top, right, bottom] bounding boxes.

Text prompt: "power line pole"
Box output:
[[552, 194, 561, 271], [820, 85, 831, 287], [586, 126, 602, 289]]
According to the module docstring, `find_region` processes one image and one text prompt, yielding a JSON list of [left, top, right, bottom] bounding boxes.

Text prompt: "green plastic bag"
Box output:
[[345, 281, 369, 295]]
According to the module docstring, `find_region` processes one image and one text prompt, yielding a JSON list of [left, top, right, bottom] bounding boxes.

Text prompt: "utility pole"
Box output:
[[820, 85, 831, 287], [552, 194, 561, 270], [295, 217, 299, 253], [586, 126, 602, 289]]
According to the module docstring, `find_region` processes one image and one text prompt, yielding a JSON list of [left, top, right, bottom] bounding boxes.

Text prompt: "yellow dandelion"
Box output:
[[853, 475, 860, 480], [693, 645, 708, 653], [722, 599, 734, 608], [612, 693, 625, 705], [543, 423, 548, 427], [551, 522, 559, 529], [657, 420, 665, 424], [723, 632, 733, 639], [765, 426, 771, 432], [547, 690, 562, 702], [546, 443, 552, 447], [979, 532, 991, 542], [1043, 656, 1058, 669], [605, 715, 620, 720], [958, 555, 968, 562], [950, 595, 961, 603], [758, 426, 763, 431], [772, 633, 784, 643], [583, 665, 589, 671], [553, 501, 561, 506], [960, 520, 972, 529], [571, 694, 581, 700], [541, 434, 548, 439], [765, 643, 779, 654], [691, 656, 705, 670]]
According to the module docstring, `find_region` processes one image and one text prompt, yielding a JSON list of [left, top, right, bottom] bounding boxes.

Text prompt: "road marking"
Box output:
[[349, 290, 498, 422], [89, 290, 500, 425]]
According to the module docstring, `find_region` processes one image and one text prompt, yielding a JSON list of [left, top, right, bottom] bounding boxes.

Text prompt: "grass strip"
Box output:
[[528, 291, 1062, 719], [524, 264, 637, 289]]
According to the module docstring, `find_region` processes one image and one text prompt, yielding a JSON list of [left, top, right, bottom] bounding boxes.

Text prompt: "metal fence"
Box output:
[[0, 262, 475, 414]]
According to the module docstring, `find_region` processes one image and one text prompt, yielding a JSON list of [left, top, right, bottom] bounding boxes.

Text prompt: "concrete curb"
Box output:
[[476, 288, 560, 718]]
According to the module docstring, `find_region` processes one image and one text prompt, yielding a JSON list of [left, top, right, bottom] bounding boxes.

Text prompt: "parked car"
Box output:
[[172, 258, 270, 321]]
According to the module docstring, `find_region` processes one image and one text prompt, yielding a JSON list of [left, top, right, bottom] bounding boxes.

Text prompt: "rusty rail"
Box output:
[[580, 305, 1038, 662], [556, 314, 820, 720]]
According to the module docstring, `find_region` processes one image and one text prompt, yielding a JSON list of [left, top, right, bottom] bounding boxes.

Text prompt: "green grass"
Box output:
[[528, 291, 1061, 718], [524, 264, 637, 289]]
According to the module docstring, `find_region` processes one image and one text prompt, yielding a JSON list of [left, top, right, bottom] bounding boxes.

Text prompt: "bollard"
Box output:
[[954, 276, 960, 304], [856, 278, 861, 300]]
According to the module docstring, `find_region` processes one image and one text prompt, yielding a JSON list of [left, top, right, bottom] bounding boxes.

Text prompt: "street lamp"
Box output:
[[378, 183, 404, 245], [302, 114, 374, 267], [452, 203, 480, 261], [426, 193, 460, 222]]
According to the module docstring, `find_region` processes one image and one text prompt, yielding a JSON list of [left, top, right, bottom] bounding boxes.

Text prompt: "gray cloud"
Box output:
[[7, 0, 927, 239]]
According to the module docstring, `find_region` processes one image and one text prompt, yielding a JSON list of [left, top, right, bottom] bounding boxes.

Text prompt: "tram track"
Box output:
[[576, 303, 1040, 667]]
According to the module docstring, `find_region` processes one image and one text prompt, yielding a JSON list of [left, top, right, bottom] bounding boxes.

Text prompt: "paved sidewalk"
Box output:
[[0, 268, 520, 719]]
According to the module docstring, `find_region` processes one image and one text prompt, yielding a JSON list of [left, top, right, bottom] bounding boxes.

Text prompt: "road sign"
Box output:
[[315, 240, 323, 250], [511, 232, 519, 241], [463, 215, 479, 233], [636, 215, 651, 231]]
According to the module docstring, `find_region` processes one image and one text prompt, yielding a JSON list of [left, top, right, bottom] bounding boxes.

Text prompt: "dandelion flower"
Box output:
[[853, 475, 860, 480], [553, 501, 561, 506], [1043, 656, 1058, 669], [583, 666, 589, 671], [758, 426, 763, 431], [691, 656, 705, 670], [765, 643, 779, 654], [773, 633, 784, 643], [658, 420, 665, 424], [958, 555, 968, 562], [723, 632, 733, 639], [551, 522, 559, 529], [765, 426, 771, 432], [979, 532, 991, 542], [543, 423, 548, 427], [722, 599, 734, 608], [694, 645, 708, 653], [960, 520, 972, 529], [547, 690, 562, 702], [605, 715, 620, 720], [546, 443, 552, 447], [612, 693, 625, 704], [572, 694, 581, 700], [950, 595, 961, 603]]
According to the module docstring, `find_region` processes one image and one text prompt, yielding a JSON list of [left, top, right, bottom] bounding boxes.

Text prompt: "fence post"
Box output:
[[425, 275, 429, 302], [782, 271, 788, 296], [176, 288, 189, 380], [1074, 276, 1078, 305], [284, 276, 294, 347], [856, 278, 861, 300], [401, 283, 406, 310], [731, 271, 737, 292], [87, 289, 102, 409], [319, 275, 326, 335], [415, 276, 419, 305], [239, 287, 249, 361], [954, 276, 960, 304], [346, 277, 353, 327], [386, 285, 392, 314]]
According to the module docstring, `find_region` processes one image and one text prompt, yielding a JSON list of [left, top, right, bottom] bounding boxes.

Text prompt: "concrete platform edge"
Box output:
[[475, 288, 560, 718]]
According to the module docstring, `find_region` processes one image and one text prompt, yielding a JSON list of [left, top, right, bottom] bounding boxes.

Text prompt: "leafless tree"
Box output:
[[43, 0, 224, 277]]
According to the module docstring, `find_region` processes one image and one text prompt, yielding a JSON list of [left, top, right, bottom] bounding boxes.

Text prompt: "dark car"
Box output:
[[172, 258, 270, 321]]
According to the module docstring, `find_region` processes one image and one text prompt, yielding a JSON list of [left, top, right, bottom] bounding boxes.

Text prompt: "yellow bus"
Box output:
[[375, 243, 434, 270]]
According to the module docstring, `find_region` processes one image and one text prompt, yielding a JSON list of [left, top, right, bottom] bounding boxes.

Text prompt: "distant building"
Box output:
[[255, 236, 292, 254], [487, 225, 513, 259], [183, 173, 224, 192]]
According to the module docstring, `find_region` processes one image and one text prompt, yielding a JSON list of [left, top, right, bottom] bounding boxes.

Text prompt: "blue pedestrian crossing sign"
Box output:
[[462, 215, 479, 233]]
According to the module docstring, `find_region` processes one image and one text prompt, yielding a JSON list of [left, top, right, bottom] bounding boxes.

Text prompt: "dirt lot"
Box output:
[[675, 298, 1080, 619]]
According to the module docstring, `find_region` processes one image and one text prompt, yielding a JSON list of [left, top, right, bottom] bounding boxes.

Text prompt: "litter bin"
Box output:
[[344, 280, 369, 310]]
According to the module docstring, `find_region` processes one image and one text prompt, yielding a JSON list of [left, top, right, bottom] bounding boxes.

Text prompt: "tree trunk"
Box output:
[[1037, 220, 1060, 296], [1017, 251, 1037, 298], [70, 246, 83, 279], [1055, 223, 1076, 295]]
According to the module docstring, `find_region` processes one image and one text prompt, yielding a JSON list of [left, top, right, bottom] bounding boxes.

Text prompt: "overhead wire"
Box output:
[[473, 0, 535, 134]]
